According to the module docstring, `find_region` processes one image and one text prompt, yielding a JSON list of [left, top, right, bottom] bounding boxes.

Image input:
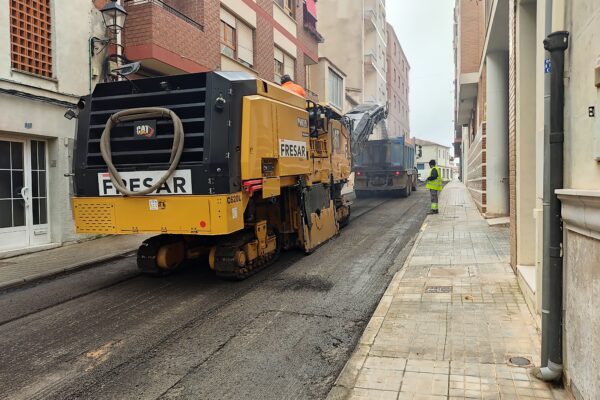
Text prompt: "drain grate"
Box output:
[[508, 356, 532, 367], [425, 286, 452, 293]]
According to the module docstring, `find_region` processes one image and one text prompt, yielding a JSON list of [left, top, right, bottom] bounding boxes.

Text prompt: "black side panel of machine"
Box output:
[[73, 72, 258, 197]]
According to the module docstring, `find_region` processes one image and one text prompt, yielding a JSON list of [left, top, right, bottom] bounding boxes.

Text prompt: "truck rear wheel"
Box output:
[[396, 187, 408, 198]]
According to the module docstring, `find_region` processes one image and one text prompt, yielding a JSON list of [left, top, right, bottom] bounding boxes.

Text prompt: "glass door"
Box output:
[[0, 138, 50, 252], [0, 139, 27, 251]]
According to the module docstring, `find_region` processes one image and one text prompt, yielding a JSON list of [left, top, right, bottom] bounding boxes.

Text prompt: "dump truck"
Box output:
[[353, 137, 417, 198], [71, 71, 384, 279]]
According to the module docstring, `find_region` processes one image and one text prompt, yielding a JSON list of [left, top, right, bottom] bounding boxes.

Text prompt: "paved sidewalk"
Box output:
[[328, 181, 569, 400], [0, 235, 145, 290]]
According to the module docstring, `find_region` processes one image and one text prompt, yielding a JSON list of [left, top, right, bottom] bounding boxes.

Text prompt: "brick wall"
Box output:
[[295, 1, 319, 89], [123, 0, 220, 71], [458, 0, 485, 75], [508, 0, 517, 270], [254, 0, 276, 81]]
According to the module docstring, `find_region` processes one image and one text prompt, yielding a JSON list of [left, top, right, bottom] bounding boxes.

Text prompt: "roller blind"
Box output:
[[274, 47, 284, 63], [237, 23, 253, 66], [220, 8, 235, 27], [284, 54, 295, 80]]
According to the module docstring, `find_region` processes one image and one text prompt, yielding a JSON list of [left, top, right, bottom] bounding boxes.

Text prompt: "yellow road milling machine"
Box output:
[[72, 72, 386, 279]]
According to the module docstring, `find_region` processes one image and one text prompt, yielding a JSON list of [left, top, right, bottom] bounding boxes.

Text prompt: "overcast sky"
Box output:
[[387, 1, 455, 151]]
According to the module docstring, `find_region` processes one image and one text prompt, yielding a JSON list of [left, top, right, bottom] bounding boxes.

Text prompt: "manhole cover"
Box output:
[[425, 286, 452, 293], [508, 356, 532, 367]]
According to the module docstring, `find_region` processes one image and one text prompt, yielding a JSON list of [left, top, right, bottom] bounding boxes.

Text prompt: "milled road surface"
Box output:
[[0, 191, 428, 400]]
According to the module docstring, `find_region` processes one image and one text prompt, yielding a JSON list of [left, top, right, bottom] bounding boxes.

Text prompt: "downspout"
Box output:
[[540, 0, 552, 367], [538, 30, 569, 382]]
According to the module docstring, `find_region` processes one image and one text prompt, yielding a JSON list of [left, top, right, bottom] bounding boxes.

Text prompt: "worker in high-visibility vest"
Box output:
[[426, 159, 443, 214], [281, 74, 307, 98]]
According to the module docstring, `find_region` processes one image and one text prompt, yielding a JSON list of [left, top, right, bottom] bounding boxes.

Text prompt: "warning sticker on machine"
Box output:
[[279, 139, 307, 159], [98, 170, 192, 196]]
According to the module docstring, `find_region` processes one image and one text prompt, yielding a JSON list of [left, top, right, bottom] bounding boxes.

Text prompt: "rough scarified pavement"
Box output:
[[0, 192, 429, 400]]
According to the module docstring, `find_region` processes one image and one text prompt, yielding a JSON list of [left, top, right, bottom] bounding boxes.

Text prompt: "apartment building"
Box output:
[[454, 0, 509, 218], [122, 0, 322, 89], [0, 0, 105, 256], [386, 23, 410, 140], [316, 0, 388, 137], [414, 139, 452, 182]]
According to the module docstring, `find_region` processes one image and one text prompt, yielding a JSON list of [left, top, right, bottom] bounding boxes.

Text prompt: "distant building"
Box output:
[[316, 0, 388, 137], [386, 23, 410, 140], [414, 139, 452, 182]]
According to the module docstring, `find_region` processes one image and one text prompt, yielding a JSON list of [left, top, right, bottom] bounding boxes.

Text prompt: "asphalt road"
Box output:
[[0, 190, 429, 400]]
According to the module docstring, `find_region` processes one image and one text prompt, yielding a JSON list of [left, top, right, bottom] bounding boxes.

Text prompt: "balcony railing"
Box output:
[[124, 0, 203, 31], [363, 8, 377, 31], [363, 51, 377, 69]]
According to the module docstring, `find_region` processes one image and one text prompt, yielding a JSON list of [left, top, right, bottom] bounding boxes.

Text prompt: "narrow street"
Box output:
[[0, 193, 429, 400]]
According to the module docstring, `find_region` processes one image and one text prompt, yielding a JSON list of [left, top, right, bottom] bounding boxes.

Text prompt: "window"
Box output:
[[220, 8, 254, 68], [417, 163, 425, 170], [10, 0, 52, 78], [328, 68, 343, 109], [275, 0, 295, 17], [274, 47, 295, 82]]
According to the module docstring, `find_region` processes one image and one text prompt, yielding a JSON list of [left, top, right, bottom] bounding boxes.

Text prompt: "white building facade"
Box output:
[[0, 0, 104, 256], [415, 139, 453, 182]]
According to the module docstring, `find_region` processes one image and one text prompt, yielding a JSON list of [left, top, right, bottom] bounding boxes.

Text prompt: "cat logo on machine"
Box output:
[[227, 194, 242, 204], [279, 139, 307, 159], [134, 120, 156, 138]]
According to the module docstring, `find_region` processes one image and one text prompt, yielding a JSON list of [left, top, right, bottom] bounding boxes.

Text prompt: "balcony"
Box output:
[[303, 4, 324, 43], [122, 0, 215, 75], [363, 51, 377, 70], [363, 8, 377, 32]]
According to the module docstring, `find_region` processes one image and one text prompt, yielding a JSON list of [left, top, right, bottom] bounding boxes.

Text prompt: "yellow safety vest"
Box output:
[[425, 166, 443, 191]]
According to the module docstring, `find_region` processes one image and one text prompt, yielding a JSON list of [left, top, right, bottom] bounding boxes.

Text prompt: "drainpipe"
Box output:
[[540, 0, 552, 367], [538, 30, 569, 382]]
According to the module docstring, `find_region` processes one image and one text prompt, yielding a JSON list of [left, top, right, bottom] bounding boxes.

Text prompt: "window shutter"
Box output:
[[220, 8, 236, 27], [237, 23, 253, 66], [274, 47, 284, 63], [284, 55, 295, 80]]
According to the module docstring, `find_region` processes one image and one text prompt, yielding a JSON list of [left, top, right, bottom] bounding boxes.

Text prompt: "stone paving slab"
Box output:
[[328, 181, 570, 400], [0, 235, 148, 290]]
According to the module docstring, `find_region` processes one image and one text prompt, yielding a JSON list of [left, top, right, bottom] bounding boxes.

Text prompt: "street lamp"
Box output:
[[100, 0, 128, 34]]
